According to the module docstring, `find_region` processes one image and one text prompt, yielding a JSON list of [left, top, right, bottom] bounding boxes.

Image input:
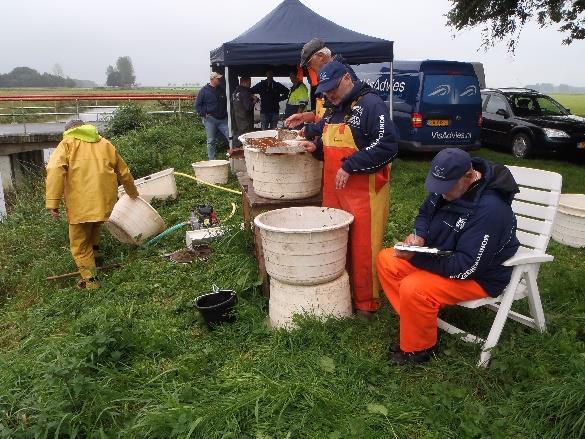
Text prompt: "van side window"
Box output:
[[485, 95, 508, 114]]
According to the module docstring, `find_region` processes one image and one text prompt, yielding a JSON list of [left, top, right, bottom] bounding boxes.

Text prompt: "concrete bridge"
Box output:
[[0, 121, 106, 191]]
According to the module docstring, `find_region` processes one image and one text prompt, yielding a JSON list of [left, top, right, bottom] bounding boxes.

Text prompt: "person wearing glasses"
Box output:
[[298, 61, 399, 316], [285, 37, 357, 131]]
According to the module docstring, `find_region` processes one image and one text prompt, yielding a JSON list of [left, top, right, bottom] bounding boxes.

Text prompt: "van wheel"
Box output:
[[511, 133, 532, 158]]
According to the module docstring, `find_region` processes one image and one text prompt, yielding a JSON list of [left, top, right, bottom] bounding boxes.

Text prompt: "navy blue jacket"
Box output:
[[195, 84, 227, 119], [250, 79, 289, 114], [411, 158, 520, 297], [306, 81, 399, 174]]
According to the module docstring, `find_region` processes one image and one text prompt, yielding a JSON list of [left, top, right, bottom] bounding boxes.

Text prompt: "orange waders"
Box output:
[[321, 123, 390, 312], [376, 249, 489, 351]]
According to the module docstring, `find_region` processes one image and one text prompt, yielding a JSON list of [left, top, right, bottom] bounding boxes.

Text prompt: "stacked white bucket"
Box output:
[[239, 130, 322, 200], [254, 206, 354, 329], [552, 194, 585, 248]]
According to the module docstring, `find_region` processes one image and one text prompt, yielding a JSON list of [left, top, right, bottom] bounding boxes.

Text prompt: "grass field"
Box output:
[[0, 114, 584, 437], [550, 94, 585, 116]]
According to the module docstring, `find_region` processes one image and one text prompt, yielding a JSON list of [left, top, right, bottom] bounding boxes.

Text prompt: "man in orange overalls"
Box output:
[[298, 61, 399, 314], [377, 148, 520, 364]]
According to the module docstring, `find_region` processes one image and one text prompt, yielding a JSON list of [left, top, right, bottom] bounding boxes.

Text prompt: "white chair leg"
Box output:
[[524, 264, 547, 332], [477, 268, 523, 367]]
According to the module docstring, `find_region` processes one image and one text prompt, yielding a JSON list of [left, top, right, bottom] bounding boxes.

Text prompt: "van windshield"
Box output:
[[422, 75, 480, 105]]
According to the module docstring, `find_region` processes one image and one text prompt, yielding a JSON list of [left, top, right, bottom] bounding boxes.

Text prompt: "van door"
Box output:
[[417, 74, 481, 147]]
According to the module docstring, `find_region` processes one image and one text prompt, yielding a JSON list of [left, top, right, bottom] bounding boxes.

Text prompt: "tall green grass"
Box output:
[[0, 117, 584, 437]]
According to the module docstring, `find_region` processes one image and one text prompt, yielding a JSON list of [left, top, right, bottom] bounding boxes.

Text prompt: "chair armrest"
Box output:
[[503, 253, 554, 266]]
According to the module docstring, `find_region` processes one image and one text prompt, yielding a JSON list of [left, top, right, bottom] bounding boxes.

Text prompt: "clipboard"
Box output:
[[393, 243, 453, 256]]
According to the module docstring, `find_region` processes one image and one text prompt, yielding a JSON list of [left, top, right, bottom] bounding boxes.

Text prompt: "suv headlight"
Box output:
[[543, 128, 569, 138]]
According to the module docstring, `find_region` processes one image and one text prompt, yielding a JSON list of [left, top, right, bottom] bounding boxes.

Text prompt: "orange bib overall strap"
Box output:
[[315, 97, 326, 122], [321, 122, 391, 312]]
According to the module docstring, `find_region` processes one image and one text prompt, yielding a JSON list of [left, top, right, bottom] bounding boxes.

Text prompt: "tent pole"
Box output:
[[389, 61, 394, 120], [225, 66, 233, 148]]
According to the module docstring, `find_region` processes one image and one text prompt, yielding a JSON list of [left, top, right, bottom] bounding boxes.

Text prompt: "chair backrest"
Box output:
[[506, 166, 562, 253]]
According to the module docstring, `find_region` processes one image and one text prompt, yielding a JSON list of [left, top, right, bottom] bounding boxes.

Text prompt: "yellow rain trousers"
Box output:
[[46, 124, 138, 279]]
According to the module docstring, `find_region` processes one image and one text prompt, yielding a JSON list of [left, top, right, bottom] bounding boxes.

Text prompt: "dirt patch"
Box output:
[[167, 246, 213, 264]]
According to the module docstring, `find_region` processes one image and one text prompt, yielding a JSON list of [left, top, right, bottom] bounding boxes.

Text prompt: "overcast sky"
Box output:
[[1, 0, 583, 87]]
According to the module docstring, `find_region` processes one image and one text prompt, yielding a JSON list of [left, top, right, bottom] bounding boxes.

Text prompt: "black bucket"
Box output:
[[194, 289, 237, 329]]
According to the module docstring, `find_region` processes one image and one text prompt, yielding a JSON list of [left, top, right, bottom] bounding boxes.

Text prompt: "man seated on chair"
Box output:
[[376, 148, 520, 365]]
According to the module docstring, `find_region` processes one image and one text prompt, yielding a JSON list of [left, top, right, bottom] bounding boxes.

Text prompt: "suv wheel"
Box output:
[[511, 133, 532, 158]]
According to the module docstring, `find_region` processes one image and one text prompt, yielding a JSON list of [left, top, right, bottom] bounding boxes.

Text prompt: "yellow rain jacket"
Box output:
[[45, 124, 138, 224]]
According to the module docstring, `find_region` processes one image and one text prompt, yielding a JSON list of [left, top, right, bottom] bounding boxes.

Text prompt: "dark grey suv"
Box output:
[[480, 88, 585, 158]]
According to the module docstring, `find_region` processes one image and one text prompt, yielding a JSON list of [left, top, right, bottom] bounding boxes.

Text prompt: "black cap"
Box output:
[[300, 37, 325, 67]]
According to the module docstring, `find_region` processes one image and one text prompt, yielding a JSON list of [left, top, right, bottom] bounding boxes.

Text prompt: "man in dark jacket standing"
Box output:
[[232, 75, 255, 147], [376, 148, 520, 365], [299, 61, 399, 316], [250, 70, 289, 130], [195, 71, 229, 159]]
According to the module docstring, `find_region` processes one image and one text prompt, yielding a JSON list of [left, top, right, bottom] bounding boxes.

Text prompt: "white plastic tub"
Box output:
[[118, 168, 177, 202], [269, 271, 352, 329], [105, 195, 166, 245], [552, 193, 585, 248], [192, 160, 230, 185], [254, 206, 354, 286], [240, 131, 322, 200]]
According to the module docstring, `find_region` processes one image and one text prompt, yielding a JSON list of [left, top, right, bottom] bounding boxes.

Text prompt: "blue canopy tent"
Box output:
[[209, 0, 394, 145]]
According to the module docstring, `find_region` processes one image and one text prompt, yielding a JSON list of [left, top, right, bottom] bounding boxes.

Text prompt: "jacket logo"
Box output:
[[455, 217, 467, 230], [319, 72, 329, 81]]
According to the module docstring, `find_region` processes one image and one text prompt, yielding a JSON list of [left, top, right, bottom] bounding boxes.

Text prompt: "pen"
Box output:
[[413, 228, 417, 243]]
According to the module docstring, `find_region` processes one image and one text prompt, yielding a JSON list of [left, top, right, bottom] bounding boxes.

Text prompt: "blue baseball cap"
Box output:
[[424, 148, 472, 193], [315, 61, 348, 94]]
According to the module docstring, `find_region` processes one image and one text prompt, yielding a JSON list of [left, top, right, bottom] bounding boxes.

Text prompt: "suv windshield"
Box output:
[[508, 94, 568, 117]]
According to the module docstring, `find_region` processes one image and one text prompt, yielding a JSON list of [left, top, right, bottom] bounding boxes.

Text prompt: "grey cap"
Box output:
[[64, 119, 84, 131], [300, 37, 325, 67]]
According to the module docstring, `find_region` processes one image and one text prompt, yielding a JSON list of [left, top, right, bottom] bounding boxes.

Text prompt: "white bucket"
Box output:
[[105, 195, 166, 245], [269, 271, 352, 329], [254, 206, 354, 286], [192, 160, 230, 185], [118, 168, 177, 203], [552, 193, 585, 248], [240, 130, 322, 200]]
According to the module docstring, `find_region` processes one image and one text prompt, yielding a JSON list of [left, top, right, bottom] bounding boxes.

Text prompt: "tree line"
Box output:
[[0, 67, 77, 88]]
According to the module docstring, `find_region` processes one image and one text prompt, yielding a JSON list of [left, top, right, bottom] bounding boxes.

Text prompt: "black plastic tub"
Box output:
[[194, 289, 237, 329]]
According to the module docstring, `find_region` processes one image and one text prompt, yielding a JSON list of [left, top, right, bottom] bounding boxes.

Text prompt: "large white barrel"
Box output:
[[118, 168, 177, 202], [254, 207, 354, 285], [192, 160, 230, 185], [269, 271, 352, 329], [105, 195, 166, 245], [240, 130, 322, 200], [552, 194, 585, 248]]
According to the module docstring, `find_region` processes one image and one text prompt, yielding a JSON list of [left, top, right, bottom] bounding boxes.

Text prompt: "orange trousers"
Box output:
[[69, 222, 102, 279], [376, 249, 488, 352]]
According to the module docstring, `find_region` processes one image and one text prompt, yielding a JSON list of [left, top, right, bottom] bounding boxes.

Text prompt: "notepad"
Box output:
[[393, 243, 453, 256]]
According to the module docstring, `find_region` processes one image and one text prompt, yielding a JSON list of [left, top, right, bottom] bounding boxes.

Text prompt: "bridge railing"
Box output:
[[0, 93, 196, 132]]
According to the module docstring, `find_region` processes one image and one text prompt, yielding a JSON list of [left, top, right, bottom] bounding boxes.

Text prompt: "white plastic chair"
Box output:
[[437, 165, 563, 367]]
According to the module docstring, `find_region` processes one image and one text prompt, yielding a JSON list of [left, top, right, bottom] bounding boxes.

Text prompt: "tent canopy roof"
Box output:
[[210, 0, 393, 71]]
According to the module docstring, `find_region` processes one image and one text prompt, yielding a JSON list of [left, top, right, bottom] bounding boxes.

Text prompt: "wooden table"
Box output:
[[236, 172, 322, 297]]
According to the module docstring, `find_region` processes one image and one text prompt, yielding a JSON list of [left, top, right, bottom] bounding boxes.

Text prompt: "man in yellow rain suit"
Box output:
[[46, 120, 138, 289]]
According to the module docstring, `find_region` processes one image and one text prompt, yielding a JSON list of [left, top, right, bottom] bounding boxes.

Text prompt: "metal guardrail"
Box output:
[[0, 93, 196, 133]]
